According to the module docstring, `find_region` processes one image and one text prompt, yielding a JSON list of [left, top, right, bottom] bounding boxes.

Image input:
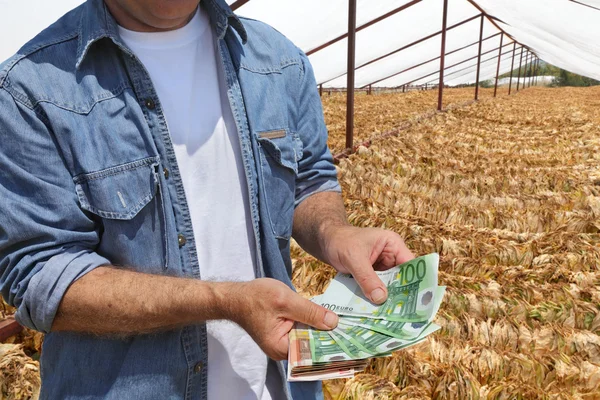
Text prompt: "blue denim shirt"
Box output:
[[0, 0, 340, 398]]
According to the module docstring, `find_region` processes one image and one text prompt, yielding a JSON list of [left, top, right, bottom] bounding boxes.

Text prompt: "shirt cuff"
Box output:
[[16, 248, 110, 333], [295, 179, 342, 209]]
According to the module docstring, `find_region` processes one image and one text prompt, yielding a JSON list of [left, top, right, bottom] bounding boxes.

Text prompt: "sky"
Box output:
[[0, 0, 84, 62]]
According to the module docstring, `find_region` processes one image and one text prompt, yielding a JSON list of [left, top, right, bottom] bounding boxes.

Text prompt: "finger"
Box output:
[[272, 335, 289, 361], [347, 256, 388, 304], [393, 238, 415, 264], [285, 294, 339, 330], [374, 234, 415, 269]]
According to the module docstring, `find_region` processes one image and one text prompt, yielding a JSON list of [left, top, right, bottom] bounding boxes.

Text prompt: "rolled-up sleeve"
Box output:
[[0, 87, 109, 333], [293, 51, 341, 208]]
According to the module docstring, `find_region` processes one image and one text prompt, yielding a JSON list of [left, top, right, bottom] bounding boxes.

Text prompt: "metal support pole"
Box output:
[[474, 14, 485, 100], [529, 56, 534, 87], [437, 0, 449, 111], [345, 0, 357, 150], [516, 47, 524, 91], [524, 52, 529, 88], [528, 52, 532, 87], [524, 51, 529, 89], [493, 34, 504, 97], [508, 42, 516, 95]]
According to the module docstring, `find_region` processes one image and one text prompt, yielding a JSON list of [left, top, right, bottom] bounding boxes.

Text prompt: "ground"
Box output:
[[2, 86, 600, 399], [293, 86, 600, 399]]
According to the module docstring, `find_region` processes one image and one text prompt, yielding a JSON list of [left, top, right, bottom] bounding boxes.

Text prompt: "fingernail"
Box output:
[[371, 288, 387, 304], [324, 311, 339, 328]]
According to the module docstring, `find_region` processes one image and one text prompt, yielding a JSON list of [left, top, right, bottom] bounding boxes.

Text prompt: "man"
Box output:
[[0, 0, 413, 398]]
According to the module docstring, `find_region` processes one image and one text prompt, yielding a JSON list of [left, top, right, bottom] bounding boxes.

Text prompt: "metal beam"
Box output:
[[493, 34, 504, 97], [474, 14, 485, 100], [307, 0, 423, 56], [230, 0, 249, 11], [403, 42, 516, 89], [321, 13, 482, 86], [427, 49, 515, 86], [345, 0, 357, 150], [569, 0, 600, 11], [438, 0, 449, 111], [362, 32, 500, 88], [0, 317, 22, 342], [508, 42, 516, 94]]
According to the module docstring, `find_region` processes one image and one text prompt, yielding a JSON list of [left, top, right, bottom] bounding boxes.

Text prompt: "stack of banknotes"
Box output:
[[288, 253, 445, 381]]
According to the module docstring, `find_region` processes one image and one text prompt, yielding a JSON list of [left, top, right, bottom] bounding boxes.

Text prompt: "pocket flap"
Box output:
[[256, 130, 301, 173], [73, 157, 160, 220]]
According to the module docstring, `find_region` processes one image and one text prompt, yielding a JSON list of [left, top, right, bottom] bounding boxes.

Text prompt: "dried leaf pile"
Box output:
[[295, 86, 600, 399], [1, 87, 600, 399], [323, 88, 497, 153]]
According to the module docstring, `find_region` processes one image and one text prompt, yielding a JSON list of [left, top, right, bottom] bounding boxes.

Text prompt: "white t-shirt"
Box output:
[[119, 9, 282, 400]]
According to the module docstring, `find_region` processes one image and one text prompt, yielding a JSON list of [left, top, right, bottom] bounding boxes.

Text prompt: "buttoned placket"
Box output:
[[215, 35, 293, 400], [120, 50, 209, 400]]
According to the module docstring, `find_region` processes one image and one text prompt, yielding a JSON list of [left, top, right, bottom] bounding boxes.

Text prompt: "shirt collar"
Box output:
[[75, 0, 247, 69]]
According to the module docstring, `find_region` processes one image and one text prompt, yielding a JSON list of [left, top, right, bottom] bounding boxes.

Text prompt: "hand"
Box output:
[[323, 225, 414, 304], [230, 278, 339, 360]]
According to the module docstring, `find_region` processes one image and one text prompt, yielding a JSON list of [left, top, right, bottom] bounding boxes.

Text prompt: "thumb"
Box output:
[[349, 258, 388, 304], [286, 294, 339, 330]]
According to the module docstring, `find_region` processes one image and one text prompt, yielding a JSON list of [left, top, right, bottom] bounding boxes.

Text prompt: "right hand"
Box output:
[[231, 278, 339, 360]]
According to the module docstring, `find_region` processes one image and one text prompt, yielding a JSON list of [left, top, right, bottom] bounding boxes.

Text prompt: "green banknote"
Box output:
[[335, 320, 440, 356], [315, 253, 440, 322], [340, 286, 447, 339]]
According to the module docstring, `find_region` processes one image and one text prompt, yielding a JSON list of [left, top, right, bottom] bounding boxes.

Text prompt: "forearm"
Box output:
[[292, 191, 349, 264], [52, 266, 241, 336]]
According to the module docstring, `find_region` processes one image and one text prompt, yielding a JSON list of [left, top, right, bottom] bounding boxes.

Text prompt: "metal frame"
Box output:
[[493, 34, 504, 97], [402, 42, 516, 89], [425, 47, 516, 86], [474, 14, 485, 100], [346, 0, 357, 149], [361, 32, 500, 88], [569, 0, 600, 11], [438, 0, 449, 110], [322, 13, 483, 87], [231, 0, 542, 152], [306, 0, 423, 56], [508, 42, 516, 94], [516, 47, 524, 91]]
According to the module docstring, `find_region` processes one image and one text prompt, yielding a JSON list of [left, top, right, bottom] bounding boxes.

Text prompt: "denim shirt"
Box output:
[[0, 0, 340, 398]]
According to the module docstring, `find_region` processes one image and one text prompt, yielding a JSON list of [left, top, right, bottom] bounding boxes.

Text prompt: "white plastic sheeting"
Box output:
[[230, 0, 599, 87], [1, 0, 596, 88]]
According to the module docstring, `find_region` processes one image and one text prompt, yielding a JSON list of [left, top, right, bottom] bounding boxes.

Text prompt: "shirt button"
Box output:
[[194, 362, 203, 373], [145, 98, 156, 110], [163, 168, 169, 179], [178, 234, 187, 248]]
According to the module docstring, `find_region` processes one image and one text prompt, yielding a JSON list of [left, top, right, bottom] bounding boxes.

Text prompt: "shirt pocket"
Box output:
[[72, 156, 170, 272], [256, 129, 303, 240]]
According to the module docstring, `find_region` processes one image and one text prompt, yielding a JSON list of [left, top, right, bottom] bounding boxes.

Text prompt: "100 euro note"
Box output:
[[340, 286, 447, 339], [314, 253, 439, 322]]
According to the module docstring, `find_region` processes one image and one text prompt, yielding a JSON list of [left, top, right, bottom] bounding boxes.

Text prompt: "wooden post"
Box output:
[[474, 14, 485, 100], [438, 0, 449, 111], [345, 0, 357, 150], [319, 84, 323, 97]]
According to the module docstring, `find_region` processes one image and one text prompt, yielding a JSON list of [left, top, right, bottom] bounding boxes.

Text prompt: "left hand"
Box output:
[[322, 226, 414, 304]]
